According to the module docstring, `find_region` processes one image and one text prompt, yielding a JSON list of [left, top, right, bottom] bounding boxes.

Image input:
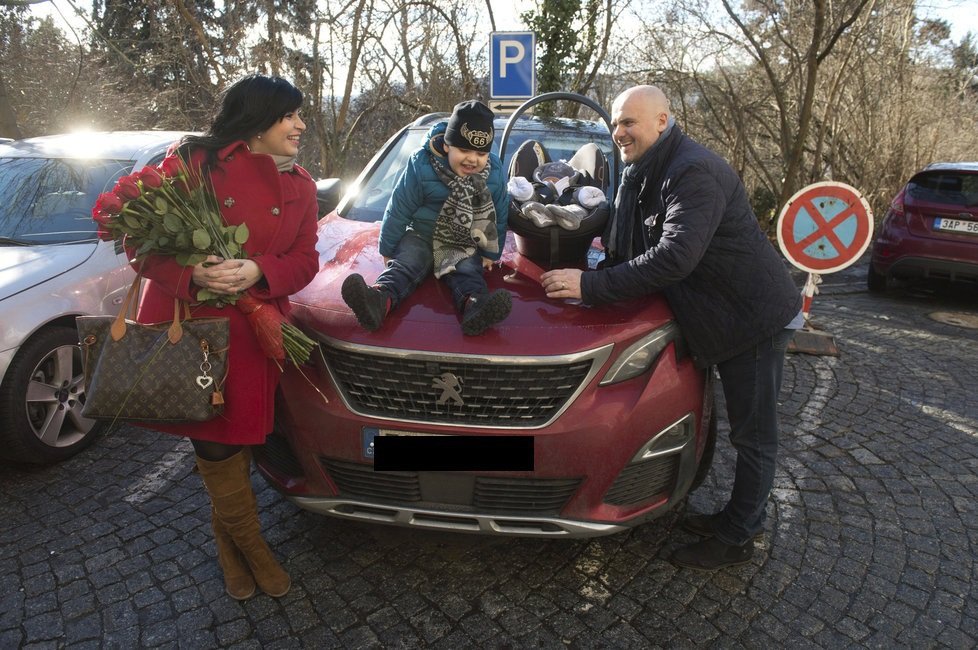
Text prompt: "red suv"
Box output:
[[869, 162, 978, 291], [256, 95, 716, 537]]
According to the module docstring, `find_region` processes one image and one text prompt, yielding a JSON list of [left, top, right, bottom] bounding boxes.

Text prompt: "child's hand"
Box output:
[[482, 257, 494, 271]]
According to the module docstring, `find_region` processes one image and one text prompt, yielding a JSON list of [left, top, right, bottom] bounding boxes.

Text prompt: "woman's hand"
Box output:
[[482, 257, 495, 271], [192, 256, 263, 296]]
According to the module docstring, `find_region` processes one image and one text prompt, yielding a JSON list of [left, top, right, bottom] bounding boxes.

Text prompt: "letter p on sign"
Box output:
[[491, 32, 535, 99], [499, 40, 525, 77]]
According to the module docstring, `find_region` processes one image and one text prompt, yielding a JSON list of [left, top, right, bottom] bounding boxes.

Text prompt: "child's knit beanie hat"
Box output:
[[444, 100, 495, 153]]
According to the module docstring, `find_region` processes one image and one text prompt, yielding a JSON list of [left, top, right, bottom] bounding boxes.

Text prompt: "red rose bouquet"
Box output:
[[92, 155, 317, 366]]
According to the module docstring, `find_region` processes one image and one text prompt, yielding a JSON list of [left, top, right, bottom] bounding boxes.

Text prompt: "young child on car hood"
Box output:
[[341, 100, 511, 336]]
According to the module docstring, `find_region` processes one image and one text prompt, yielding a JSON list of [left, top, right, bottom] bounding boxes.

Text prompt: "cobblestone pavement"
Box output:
[[2, 261, 977, 648]]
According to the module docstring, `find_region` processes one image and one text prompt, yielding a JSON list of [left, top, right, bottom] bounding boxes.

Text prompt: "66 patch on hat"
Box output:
[[445, 100, 495, 153]]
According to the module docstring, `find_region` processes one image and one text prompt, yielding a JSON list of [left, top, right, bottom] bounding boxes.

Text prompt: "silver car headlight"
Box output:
[[599, 321, 683, 386]]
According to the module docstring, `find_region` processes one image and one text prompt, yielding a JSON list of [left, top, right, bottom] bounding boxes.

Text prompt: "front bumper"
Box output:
[[287, 496, 627, 537]]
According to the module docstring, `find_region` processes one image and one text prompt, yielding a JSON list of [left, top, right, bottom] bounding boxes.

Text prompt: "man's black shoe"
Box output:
[[461, 289, 512, 336], [342, 274, 388, 331], [671, 537, 754, 571]]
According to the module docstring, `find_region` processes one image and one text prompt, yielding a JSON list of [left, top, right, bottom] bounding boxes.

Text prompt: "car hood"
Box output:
[[289, 213, 675, 356], [0, 243, 97, 301]]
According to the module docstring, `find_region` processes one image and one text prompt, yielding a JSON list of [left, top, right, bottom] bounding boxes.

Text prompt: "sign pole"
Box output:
[[801, 272, 821, 324]]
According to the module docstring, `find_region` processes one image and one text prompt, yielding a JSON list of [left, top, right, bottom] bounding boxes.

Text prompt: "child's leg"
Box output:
[[343, 232, 433, 331], [376, 231, 434, 310], [441, 255, 489, 313], [442, 255, 511, 336]]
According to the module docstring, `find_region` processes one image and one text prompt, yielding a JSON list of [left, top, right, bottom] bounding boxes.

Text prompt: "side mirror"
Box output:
[[315, 178, 343, 217]]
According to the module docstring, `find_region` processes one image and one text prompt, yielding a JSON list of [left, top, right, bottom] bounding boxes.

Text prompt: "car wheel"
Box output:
[[867, 264, 888, 293], [0, 326, 102, 463], [689, 408, 718, 492]]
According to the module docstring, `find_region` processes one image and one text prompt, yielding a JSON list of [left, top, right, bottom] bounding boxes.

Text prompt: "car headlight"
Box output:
[[599, 321, 683, 386]]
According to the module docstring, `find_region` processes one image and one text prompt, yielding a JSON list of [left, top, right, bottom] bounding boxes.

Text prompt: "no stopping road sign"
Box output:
[[776, 181, 874, 274]]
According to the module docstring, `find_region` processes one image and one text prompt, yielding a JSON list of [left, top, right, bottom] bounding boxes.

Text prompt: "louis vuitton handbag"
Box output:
[[77, 276, 229, 422]]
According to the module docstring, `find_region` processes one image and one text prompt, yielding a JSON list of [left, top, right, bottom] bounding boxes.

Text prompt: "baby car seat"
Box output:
[[507, 139, 610, 267]]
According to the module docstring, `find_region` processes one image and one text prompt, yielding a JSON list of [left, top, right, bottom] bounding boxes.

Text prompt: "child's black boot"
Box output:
[[342, 274, 390, 331], [461, 289, 511, 336]]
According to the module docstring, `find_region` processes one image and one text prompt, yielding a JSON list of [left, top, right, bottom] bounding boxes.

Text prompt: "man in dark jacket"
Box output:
[[541, 85, 802, 570]]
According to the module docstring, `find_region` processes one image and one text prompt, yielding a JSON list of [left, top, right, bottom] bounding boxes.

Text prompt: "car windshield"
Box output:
[[342, 120, 614, 223], [0, 156, 134, 245], [908, 171, 978, 207]]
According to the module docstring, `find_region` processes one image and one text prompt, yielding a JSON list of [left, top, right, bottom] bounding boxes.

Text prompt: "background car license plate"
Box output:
[[934, 217, 978, 235]]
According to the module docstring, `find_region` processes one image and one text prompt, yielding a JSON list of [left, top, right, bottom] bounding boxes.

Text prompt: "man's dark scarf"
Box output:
[[603, 122, 685, 265]]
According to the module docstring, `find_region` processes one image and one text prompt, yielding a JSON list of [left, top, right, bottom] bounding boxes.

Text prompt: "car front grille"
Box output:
[[603, 455, 678, 506], [319, 337, 611, 428], [321, 458, 582, 516]]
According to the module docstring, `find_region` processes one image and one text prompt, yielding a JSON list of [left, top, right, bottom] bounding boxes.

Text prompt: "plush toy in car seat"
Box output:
[[508, 162, 605, 230]]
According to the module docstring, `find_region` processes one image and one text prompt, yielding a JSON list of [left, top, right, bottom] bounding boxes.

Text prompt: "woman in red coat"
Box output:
[[136, 74, 319, 600]]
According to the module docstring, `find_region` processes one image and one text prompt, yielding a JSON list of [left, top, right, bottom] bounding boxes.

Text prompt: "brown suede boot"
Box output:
[[196, 449, 291, 597], [197, 451, 257, 600], [209, 508, 256, 600]]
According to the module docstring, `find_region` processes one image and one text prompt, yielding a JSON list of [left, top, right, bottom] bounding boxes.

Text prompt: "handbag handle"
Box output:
[[110, 273, 192, 344]]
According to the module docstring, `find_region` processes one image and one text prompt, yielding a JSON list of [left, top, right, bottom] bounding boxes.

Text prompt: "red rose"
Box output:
[[93, 192, 123, 216], [138, 167, 163, 189], [114, 176, 140, 200], [159, 155, 184, 178]]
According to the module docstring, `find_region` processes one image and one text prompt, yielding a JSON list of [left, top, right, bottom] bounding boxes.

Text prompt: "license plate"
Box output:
[[361, 428, 534, 471], [361, 427, 446, 459], [934, 217, 978, 235]]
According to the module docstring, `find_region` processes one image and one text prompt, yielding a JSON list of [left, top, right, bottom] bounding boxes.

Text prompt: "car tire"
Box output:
[[689, 408, 718, 492], [867, 264, 888, 293], [0, 326, 102, 463]]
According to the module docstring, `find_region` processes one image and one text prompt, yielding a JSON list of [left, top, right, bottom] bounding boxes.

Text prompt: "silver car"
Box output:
[[0, 131, 184, 463]]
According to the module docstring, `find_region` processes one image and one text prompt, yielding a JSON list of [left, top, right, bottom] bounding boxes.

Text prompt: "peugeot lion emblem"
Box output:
[[432, 372, 464, 406]]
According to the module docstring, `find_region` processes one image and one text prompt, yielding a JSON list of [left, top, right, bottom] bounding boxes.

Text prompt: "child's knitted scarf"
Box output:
[[430, 154, 498, 278]]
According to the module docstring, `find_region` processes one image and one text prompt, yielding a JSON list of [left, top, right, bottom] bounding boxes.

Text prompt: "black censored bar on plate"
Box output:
[[373, 435, 534, 471]]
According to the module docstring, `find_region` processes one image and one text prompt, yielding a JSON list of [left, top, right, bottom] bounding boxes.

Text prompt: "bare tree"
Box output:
[[623, 0, 978, 229]]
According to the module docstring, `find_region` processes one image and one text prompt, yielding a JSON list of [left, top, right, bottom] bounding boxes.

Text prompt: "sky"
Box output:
[[32, 0, 978, 47], [916, 0, 978, 40]]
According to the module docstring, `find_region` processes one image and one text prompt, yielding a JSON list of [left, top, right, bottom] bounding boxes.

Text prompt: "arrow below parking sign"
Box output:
[[777, 181, 874, 274]]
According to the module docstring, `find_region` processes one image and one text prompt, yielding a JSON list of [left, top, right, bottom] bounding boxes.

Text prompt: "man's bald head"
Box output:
[[610, 85, 672, 163]]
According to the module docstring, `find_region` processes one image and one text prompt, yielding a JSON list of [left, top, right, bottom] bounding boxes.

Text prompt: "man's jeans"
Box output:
[[712, 328, 794, 546], [376, 230, 488, 313]]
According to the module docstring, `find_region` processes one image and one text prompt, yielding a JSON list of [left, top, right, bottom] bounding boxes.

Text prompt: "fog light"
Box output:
[[629, 413, 694, 462]]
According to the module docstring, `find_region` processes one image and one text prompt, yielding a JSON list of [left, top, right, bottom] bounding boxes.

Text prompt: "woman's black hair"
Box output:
[[178, 73, 303, 161]]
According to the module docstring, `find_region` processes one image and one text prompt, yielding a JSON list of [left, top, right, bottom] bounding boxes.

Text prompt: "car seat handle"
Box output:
[[498, 92, 619, 202]]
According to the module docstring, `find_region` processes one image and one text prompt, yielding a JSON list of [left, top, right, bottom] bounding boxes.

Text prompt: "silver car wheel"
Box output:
[[25, 341, 94, 448], [0, 326, 101, 463]]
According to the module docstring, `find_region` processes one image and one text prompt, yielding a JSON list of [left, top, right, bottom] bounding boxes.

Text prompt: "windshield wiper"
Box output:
[[0, 237, 32, 246]]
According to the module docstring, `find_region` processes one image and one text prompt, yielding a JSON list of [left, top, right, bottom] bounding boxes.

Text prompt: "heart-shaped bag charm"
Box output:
[[196, 375, 214, 389]]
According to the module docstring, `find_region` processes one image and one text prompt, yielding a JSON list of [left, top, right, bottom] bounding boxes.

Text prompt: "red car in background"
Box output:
[[869, 162, 978, 291], [256, 95, 716, 537]]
